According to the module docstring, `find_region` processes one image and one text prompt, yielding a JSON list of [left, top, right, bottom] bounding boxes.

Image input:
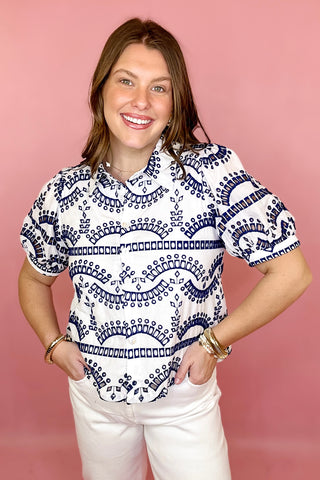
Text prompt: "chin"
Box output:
[[122, 136, 158, 152]]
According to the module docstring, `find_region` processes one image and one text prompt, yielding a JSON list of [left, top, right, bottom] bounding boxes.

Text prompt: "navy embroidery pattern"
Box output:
[[20, 140, 299, 403]]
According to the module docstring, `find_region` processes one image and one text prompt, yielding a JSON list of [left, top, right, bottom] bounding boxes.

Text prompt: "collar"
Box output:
[[94, 138, 181, 192]]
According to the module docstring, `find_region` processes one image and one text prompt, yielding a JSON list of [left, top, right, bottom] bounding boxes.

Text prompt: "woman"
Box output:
[[19, 18, 311, 480]]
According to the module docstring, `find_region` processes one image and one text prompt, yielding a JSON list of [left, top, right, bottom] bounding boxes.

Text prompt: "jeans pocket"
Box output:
[[186, 368, 217, 389], [69, 375, 99, 406], [186, 376, 213, 389], [70, 375, 87, 384]]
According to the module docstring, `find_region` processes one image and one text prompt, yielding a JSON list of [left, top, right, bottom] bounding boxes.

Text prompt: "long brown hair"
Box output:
[[81, 18, 210, 176]]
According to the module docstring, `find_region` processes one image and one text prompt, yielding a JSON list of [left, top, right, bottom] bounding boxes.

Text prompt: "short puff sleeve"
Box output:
[[20, 172, 69, 276], [203, 147, 300, 266]]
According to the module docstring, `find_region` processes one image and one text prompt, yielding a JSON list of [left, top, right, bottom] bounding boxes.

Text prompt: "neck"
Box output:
[[106, 136, 158, 173], [104, 146, 149, 184]]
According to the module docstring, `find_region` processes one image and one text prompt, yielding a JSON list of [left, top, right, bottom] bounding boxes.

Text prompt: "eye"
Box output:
[[152, 85, 166, 93], [120, 78, 133, 86]]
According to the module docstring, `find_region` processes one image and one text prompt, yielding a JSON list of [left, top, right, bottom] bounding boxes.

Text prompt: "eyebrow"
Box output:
[[112, 68, 171, 83]]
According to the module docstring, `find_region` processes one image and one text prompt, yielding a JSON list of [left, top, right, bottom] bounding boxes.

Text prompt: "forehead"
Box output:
[[112, 43, 170, 77]]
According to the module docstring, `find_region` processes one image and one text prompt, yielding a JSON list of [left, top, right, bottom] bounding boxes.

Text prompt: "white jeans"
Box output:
[[69, 370, 231, 480]]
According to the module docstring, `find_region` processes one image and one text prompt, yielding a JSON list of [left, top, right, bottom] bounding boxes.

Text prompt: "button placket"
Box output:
[[118, 197, 134, 357]]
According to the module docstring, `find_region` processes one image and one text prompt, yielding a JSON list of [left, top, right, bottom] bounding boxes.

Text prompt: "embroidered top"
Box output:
[[20, 140, 299, 403]]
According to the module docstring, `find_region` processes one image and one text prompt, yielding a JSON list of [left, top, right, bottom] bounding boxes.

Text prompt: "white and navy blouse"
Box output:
[[20, 139, 299, 403]]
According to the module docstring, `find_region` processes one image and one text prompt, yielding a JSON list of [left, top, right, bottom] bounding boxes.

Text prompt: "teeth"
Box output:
[[123, 115, 151, 125]]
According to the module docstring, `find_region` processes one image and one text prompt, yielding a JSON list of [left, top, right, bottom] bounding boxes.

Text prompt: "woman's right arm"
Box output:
[[18, 257, 88, 380]]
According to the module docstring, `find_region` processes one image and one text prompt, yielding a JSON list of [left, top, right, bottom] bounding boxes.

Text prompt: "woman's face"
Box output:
[[103, 43, 173, 159]]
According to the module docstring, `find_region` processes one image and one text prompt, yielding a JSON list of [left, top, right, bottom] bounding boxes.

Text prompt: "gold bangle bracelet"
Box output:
[[208, 328, 228, 353], [44, 334, 66, 364], [199, 334, 219, 358], [203, 331, 225, 359], [204, 328, 229, 360]]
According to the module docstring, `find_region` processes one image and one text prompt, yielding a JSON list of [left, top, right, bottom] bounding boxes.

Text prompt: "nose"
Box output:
[[132, 87, 150, 110]]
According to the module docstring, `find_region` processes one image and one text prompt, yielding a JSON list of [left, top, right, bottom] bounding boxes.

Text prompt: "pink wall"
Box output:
[[1, 0, 319, 478]]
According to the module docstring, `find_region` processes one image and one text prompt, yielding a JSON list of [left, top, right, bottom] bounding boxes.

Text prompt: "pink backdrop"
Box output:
[[1, 1, 319, 478]]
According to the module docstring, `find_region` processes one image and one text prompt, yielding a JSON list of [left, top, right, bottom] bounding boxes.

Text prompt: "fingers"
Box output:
[[51, 340, 88, 380], [79, 355, 91, 374], [174, 341, 217, 385], [175, 358, 190, 385], [188, 360, 216, 385]]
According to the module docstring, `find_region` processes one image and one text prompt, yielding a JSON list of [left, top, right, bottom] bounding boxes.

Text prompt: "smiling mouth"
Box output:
[[122, 114, 152, 125]]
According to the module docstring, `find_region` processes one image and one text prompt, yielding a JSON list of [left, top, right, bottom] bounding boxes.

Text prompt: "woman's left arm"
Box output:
[[175, 247, 312, 384]]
